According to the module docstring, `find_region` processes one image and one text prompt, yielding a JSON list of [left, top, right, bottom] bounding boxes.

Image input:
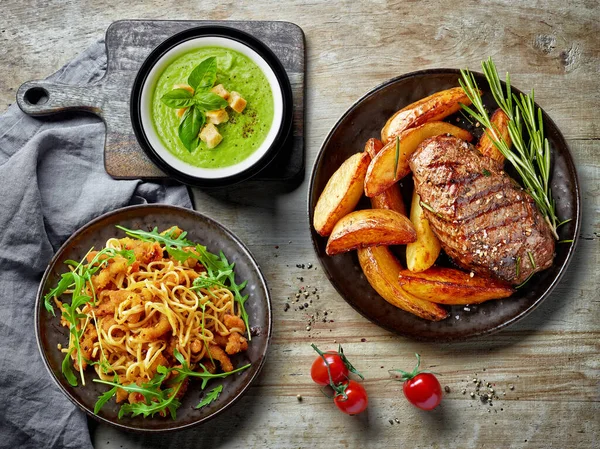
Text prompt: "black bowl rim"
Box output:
[[307, 68, 582, 342], [34, 204, 273, 432], [130, 25, 294, 187]]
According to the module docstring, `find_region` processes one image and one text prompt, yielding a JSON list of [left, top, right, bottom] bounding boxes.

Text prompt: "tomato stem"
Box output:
[[389, 353, 429, 382]]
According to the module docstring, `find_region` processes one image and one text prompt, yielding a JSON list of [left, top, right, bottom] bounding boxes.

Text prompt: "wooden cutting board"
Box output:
[[16, 20, 305, 183]]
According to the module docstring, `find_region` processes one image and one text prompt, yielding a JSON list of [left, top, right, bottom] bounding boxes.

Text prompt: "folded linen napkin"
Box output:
[[0, 40, 191, 449]]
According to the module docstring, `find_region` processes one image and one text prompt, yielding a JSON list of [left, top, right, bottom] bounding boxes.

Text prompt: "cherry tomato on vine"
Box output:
[[403, 373, 442, 410], [310, 351, 348, 386], [390, 353, 442, 411], [333, 380, 369, 415]]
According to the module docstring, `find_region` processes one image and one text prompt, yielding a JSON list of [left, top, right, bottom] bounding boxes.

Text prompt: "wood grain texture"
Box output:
[[1, 0, 598, 448]]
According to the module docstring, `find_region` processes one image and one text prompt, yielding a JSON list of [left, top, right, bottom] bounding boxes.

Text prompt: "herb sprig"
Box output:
[[44, 247, 135, 386], [459, 57, 567, 239], [160, 57, 228, 151], [116, 226, 251, 339], [94, 349, 250, 418]]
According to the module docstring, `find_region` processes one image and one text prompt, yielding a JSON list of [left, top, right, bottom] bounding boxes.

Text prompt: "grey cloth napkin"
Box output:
[[0, 40, 191, 449]]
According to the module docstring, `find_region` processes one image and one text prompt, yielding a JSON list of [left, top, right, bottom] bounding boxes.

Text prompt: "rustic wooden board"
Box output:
[[15, 20, 306, 183], [2, 1, 599, 448]]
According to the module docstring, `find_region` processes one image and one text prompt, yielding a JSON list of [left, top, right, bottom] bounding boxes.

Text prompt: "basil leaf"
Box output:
[[193, 92, 228, 112], [178, 106, 204, 152], [188, 56, 218, 92], [160, 89, 195, 109]]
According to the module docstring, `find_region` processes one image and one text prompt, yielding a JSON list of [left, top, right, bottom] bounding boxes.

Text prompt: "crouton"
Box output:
[[199, 123, 223, 149], [211, 84, 230, 100], [206, 108, 229, 125], [228, 91, 247, 113], [173, 83, 194, 94]]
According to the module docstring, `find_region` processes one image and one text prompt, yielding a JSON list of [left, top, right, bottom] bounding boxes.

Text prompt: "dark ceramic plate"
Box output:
[[35, 204, 271, 432], [308, 69, 580, 341]]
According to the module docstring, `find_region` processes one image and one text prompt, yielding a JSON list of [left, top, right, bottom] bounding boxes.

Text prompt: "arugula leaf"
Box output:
[[44, 272, 75, 315], [178, 106, 204, 152], [94, 383, 118, 414], [91, 350, 250, 419], [45, 247, 134, 385], [195, 385, 223, 409], [160, 88, 195, 109], [118, 391, 181, 420], [62, 348, 78, 387], [188, 56, 218, 92], [94, 378, 164, 401], [192, 274, 228, 291], [116, 226, 191, 248], [193, 92, 228, 112], [172, 349, 251, 389]]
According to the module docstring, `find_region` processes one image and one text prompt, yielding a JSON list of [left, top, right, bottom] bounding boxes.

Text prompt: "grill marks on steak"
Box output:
[[409, 135, 555, 285]]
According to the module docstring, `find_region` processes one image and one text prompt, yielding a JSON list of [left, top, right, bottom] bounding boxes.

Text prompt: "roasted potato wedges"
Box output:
[[398, 267, 514, 305], [381, 87, 473, 144], [313, 152, 370, 236], [326, 209, 416, 255], [358, 246, 448, 321], [476, 108, 511, 165], [364, 121, 474, 198], [406, 190, 441, 272]]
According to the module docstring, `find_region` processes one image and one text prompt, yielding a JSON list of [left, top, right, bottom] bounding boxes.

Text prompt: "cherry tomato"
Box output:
[[311, 351, 348, 386], [391, 353, 443, 411], [403, 373, 442, 410], [333, 380, 368, 415]]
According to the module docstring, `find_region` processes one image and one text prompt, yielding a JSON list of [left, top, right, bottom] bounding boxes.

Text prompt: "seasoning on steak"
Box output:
[[409, 135, 555, 285]]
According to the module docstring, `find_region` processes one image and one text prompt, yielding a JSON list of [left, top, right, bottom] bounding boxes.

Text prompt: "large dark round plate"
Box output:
[[308, 69, 580, 341], [35, 204, 271, 431]]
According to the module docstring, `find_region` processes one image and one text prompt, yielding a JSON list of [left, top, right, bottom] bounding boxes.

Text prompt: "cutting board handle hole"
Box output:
[[24, 87, 49, 105]]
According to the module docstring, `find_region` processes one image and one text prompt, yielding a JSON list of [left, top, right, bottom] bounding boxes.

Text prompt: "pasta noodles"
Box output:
[[46, 226, 251, 418]]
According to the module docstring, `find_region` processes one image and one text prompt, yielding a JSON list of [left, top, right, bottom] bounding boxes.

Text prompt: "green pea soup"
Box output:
[[151, 46, 275, 169]]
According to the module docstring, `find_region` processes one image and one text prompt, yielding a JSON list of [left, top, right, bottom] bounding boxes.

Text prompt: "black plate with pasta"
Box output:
[[35, 204, 271, 432]]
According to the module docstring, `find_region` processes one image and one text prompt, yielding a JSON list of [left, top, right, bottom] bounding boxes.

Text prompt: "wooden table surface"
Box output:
[[2, 1, 598, 448]]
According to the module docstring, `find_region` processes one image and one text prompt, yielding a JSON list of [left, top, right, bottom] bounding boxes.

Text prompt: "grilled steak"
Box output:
[[409, 135, 555, 285]]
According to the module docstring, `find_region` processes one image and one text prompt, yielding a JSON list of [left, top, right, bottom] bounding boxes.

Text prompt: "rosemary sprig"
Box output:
[[459, 57, 563, 239], [393, 135, 400, 180]]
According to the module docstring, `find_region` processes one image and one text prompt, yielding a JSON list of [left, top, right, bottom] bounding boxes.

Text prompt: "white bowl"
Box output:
[[135, 32, 288, 184]]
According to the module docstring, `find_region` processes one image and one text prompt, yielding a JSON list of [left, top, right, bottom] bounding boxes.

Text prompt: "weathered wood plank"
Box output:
[[1, 0, 598, 448]]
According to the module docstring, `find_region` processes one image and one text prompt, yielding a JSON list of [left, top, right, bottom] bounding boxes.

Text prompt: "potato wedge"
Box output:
[[381, 87, 472, 144], [406, 190, 441, 272], [326, 209, 416, 255], [364, 121, 474, 197], [476, 108, 511, 165], [358, 246, 448, 321], [370, 185, 406, 215], [314, 152, 370, 236], [364, 138, 407, 215], [363, 137, 384, 159], [398, 266, 514, 305]]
